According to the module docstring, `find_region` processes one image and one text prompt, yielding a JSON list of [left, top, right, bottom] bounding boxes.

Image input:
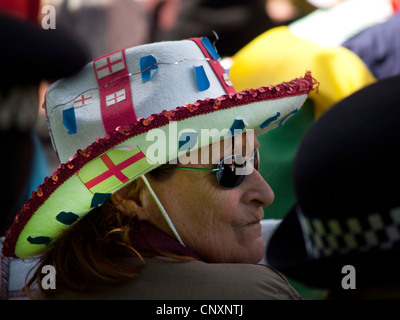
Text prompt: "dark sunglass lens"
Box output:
[[217, 156, 245, 189]]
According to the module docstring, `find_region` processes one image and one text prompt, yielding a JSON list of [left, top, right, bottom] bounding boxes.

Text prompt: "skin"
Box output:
[[112, 134, 274, 264]]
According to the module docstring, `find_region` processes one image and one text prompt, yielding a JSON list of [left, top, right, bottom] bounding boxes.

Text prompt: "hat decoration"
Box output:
[[3, 38, 317, 258]]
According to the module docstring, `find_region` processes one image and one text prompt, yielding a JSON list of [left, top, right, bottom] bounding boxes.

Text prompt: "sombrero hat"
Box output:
[[2, 37, 317, 258]]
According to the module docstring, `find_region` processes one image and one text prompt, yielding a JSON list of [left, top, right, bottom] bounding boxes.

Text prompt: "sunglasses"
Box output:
[[175, 149, 259, 189]]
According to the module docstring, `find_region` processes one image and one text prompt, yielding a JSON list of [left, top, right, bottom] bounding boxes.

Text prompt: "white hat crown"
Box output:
[[45, 38, 235, 163]]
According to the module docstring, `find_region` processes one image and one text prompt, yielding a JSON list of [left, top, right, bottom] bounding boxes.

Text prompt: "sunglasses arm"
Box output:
[[175, 167, 219, 172]]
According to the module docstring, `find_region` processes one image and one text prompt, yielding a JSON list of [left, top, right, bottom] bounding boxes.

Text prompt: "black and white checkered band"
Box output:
[[296, 206, 400, 259]]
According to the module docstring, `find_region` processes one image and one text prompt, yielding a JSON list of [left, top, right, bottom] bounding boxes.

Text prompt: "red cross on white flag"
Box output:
[[93, 49, 137, 134], [73, 93, 93, 107], [105, 89, 126, 107], [223, 73, 233, 87], [94, 52, 125, 79]]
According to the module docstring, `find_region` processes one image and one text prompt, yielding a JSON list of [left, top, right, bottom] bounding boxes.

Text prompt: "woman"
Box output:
[[2, 38, 316, 299]]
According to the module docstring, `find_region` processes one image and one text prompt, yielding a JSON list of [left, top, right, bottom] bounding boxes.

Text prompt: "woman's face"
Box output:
[[144, 134, 274, 264]]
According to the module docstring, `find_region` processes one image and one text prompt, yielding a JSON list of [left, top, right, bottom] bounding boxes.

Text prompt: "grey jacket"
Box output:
[[40, 256, 301, 300]]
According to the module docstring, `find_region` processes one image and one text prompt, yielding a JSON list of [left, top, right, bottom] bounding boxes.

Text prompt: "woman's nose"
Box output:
[[243, 169, 275, 207]]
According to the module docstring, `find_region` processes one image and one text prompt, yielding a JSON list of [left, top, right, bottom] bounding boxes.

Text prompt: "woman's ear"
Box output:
[[110, 179, 148, 219]]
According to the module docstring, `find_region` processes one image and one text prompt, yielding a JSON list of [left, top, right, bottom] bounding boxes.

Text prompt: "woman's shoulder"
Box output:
[[38, 257, 302, 300], [132, 257, 302, 300]]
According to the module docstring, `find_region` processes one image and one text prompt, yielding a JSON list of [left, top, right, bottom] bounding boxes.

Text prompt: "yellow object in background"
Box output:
[[230, 26, 375, 118]]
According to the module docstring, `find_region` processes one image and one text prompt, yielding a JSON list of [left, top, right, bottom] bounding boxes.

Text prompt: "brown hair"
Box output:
[[25, 164, 188, 297]]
